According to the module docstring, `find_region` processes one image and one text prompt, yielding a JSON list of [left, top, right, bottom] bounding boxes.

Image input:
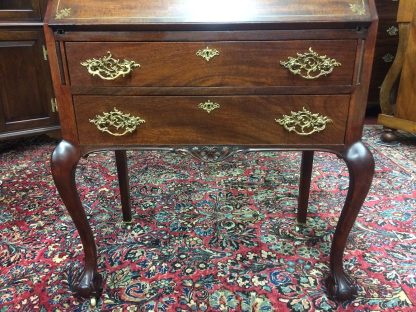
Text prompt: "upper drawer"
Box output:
[[65, 40, 358, 88]]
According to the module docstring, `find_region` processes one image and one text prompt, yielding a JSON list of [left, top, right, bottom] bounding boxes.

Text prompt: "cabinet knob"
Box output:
[[81, 51, 140, 80], [276, 107, 332, 136], [280, 47, 341, 80], [90, 108, 145, 136]]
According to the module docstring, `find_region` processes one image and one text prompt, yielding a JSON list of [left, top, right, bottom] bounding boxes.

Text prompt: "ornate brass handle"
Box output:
[[280, 47, 341, 80], [196, 46, 220, 62], [199, 100, 220, 113], [275, 107, 332, 136], [89, 108, 145, 136], [81, 51, 140, 80]]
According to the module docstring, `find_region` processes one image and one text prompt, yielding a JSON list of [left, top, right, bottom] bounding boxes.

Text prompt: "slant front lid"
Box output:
[[47, 0, 372, 26]]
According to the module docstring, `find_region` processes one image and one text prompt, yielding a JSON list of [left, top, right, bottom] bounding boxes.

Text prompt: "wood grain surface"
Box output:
[[74, 95, 349, 146], [47, 0, 371, 25], [66, 40, 357, 88]]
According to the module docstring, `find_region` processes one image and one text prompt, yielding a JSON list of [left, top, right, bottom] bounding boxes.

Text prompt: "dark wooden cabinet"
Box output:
[[378, 0, 416, 139], [0, 0, 44, 21], [367, 0, 400, 111], [0, 0, 59, 140]]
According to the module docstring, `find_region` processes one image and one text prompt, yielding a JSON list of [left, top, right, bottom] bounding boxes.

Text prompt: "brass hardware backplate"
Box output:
[[199, 100, 220, 113], [280, 47, 341, 80], [81, 51, 140, 81], [90, 108, 145, 136], [276, 107, 332, 136], [196, 47, 220, 62]]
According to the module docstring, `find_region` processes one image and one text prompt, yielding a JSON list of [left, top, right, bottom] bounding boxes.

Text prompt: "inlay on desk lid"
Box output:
[[45, 0, 378, 306]]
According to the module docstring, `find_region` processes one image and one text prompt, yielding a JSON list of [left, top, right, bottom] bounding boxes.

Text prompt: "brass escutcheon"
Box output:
[[199, 100, 220, 113], [196, 47, 220, 62]]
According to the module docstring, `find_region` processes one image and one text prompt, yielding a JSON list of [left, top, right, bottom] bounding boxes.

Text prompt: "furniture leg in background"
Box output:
[[378, 0, 416, 141], [297, 151, 314, 224], [115, 150, 132, 226]]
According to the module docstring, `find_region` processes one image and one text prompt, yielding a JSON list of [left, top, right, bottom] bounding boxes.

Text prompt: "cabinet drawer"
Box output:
[[66, 40, 357, 88], [74, 95, 349, 146]]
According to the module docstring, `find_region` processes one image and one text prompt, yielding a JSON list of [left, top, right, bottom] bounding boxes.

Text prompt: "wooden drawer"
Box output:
[[74, 95, 349, 146], [66, 40, 357, 88]]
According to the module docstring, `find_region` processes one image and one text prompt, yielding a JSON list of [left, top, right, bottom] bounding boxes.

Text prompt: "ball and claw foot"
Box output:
[[90, 297, 97, 307], [124, 221, 133, 230], [71, 269, 103, 305], [381, 128, 398, 143], [325, 273, 358, 302]]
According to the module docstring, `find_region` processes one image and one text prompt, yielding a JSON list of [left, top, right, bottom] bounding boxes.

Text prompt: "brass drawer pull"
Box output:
[[199, 100, 220, 113], [280, 47, 341, 80], [90, 108, 145, 136], [81, 51, 140, 80], [196, 46, 220, 62], [276, 107, 332, 136]]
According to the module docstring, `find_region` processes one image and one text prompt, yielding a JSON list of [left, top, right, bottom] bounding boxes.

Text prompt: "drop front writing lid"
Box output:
[[47, 0, 374, 27]]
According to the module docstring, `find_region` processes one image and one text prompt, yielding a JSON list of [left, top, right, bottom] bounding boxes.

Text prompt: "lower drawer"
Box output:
[[74, 95, 349, 146]]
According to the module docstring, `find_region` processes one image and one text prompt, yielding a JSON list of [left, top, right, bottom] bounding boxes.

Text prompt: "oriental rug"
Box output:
[[0, 126, 415, 311]]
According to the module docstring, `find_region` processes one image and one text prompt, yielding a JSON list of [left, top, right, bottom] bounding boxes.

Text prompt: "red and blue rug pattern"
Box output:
[[0, 126, 415, 311]]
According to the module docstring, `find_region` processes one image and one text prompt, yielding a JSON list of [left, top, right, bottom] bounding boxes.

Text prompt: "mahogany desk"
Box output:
[[44, 0, 378, 304]]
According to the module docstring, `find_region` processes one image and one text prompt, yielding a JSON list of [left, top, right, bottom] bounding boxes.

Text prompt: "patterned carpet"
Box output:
[[0, 126, 415, 311]]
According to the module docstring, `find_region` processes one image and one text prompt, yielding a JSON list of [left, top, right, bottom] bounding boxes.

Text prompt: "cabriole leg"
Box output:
[[326, 141, 374, 301], [51, 140, 103, 300]]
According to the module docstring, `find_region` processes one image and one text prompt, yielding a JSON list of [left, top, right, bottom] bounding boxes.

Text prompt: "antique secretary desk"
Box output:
[[44, 0, 378, 305]]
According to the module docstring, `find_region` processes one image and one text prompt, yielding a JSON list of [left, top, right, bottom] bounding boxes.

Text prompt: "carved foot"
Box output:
[[381, 128, 398, 143], [124, 221, 133, 230], [71, 268, 103, 300], [325, 273, 357, 301]]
